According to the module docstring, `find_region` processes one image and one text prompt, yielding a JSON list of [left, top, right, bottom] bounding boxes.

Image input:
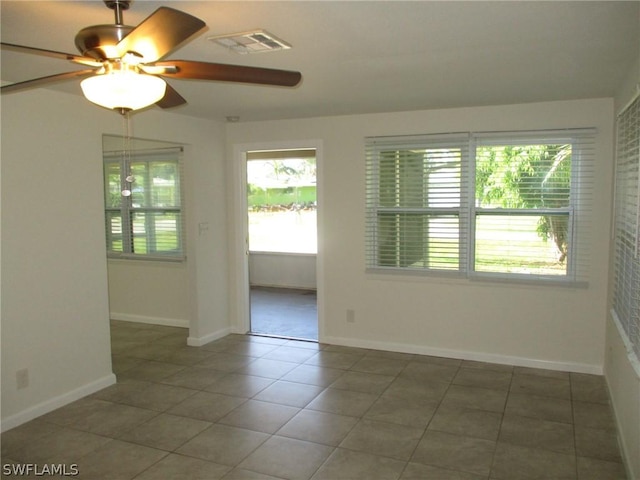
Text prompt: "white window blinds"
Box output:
[[104, 147, 185, 260], [612, 94, 640, 363], [365, 134, 469, 273], [365, 129, 595, 284]]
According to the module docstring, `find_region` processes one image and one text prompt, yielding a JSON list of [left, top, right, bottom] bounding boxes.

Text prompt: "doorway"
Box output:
[[245, 149, 318, 341]]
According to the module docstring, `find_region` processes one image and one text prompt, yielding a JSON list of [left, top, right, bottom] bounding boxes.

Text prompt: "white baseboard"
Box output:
[[1, 373, 117, 433], [321, 335, 602, 375], [187, 327, 232, 347], [110, 312, 189, 329]]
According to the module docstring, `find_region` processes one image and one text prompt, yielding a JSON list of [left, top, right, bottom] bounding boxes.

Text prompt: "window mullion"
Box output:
[[465, 137, 476, 276]]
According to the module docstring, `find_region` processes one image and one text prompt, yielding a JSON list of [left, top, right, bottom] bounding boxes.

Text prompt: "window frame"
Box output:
[[103, 146, 185, 261], [611, 93, 640, 364], [365, 129, 594, 286]]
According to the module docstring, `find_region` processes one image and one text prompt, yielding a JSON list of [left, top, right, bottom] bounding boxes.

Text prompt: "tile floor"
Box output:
[[1, 320, 628, 480], [250, 287, 318, 341]]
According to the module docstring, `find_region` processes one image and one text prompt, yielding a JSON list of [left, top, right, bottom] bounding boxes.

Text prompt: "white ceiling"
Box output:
[[1, 1, 638, 122]]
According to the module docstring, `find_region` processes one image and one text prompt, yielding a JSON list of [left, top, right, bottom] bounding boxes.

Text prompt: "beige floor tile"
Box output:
[[304, 350, 364, 370], [428, 405, 503, 441], [440, 384, 508, 413], [159, 365, 228, 390], [281, 364, 345, 387], [74, 440, 167, 480], [238, 435, 333, 479], [253, 380, 324, 407], [167, 391, 246, 422], [573, 401, 617, 431], [329, 370, 395, 395], [235, 358, 299, 379], [491, 442, 577, 480], [0, 420, 62, 459], [2, 322, 628, 480], [134, 453, 231, 480], [510, 373, 571, 399], [384, 376, 449, 403], [570, 373, 610, 405], [400, 361, 460, 384], [311, 448, 406, 480], [574, 426, 623, 462], [411, 430, 496, 476], [176, 424, 269, 466], [576, 456, 627, 480], [263, 346, 319, 363], [116, 382, 199, 412], [306, 388, 379, 417], [67, 402, 158, 438], [222, 468, 287, 479], [119, 413, 211, 451], [218, 341, 280, 358], [350, 356, 409, 376], [505, 392, 573, 424], [499, 414, 575, 455], [219, 399, 300, 434], [340, 418, 425, 461], [117, 360, 186, 382], [453, 367, 513, 391], [196, 352, 257, 372], [277, 409, 359, 446], [400, 462, 487, 479], [156, 346, 217, 366], [9, 427, 111, 464], [365, 393, 438, 427], [205, 373, 275, 397]]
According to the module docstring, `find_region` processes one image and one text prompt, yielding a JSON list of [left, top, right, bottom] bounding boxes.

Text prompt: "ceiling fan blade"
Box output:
[[0, 42, 102, 67], [154, 60, 302, 87], [115, 7, 205, 64], [156, 83, 187, 109], [1, 69, 96, 94]]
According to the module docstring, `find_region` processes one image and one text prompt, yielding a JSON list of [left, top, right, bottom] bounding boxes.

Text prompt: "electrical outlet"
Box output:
[[346, 309, 356, 323], [16, 368, 29, 390]]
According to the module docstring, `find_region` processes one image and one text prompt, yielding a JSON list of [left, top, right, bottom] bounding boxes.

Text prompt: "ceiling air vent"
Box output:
[[208, 30, 292, 54]]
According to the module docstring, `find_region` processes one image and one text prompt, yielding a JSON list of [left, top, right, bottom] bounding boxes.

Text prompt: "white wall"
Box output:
[[107, 260, 190, 327], [605, 51, 640, 480], [1, 87, 227, 430], [1, 90, 115, 430], [249, 252, 316, 290], [103, 105, 229, 347], [227, 99, 614, 373]]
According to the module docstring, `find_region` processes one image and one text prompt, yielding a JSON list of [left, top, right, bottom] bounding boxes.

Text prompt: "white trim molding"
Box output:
[[1, 374, 117, 433], [322, 335, 603, 375], [187, 327, 233, 347], [110, 312, 189, 329]]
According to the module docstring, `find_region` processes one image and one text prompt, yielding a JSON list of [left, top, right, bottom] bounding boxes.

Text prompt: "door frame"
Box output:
[[231, 139, 324, 340]]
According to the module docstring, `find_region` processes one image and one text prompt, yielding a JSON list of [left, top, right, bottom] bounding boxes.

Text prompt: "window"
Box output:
[[366, 129, 594, 284], [612, 94, 640, 363], [247, 149, 317, 254], [103, 146, 184, 259]]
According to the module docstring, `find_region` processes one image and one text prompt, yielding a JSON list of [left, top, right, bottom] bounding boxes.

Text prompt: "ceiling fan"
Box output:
[[0, 0, 302, 113]]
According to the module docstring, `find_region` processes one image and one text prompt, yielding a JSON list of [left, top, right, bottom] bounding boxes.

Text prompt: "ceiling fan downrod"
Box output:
[[104, 0, 131, 25]]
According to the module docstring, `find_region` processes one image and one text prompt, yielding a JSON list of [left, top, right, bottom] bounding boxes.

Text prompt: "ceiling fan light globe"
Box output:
[[80, 71, 166, 111]]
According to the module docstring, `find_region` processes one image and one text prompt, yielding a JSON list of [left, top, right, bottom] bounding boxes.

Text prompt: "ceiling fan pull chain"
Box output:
[[121, 110, 134, 198]]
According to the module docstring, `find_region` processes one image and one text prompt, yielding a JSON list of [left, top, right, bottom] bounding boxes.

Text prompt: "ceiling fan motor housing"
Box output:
[[75, 0, 133, 60], [75, 24, 134, 60]]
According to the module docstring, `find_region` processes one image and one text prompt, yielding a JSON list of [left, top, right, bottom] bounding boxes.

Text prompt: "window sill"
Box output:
[[366, 267, 588, 289], [107, 253, 186, 263]]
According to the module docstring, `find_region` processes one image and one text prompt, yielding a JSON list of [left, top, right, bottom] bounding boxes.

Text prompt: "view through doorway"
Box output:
[[246, 149, 318, 341]]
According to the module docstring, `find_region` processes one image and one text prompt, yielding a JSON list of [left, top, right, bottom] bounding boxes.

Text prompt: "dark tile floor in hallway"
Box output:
[[1, 320, 628, 479], [250, 287, 318, 341]]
